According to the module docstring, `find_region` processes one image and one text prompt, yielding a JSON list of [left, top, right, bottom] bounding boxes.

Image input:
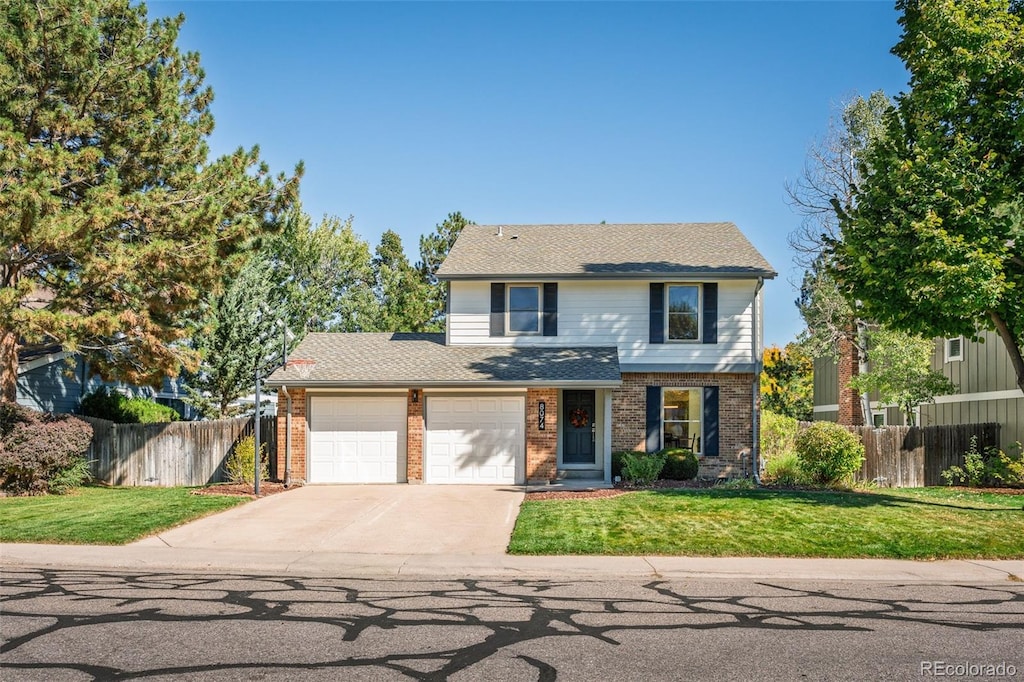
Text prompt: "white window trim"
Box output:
[[662, 387, 703, 455], [945, 336, 964, 363], [506, 284, 541, 336], [665, 283, 702, 343]]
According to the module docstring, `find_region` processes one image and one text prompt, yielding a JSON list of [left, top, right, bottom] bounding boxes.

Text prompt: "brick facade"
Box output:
[[612, 372, 755, 479], [526, 388, 558, 482], [407, 389, 423, 482], [276, 387, 307, 484]]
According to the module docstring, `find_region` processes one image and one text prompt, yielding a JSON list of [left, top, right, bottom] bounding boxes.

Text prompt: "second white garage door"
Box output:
[[308, 396, 407, 483], [425, 395, 525, 484]]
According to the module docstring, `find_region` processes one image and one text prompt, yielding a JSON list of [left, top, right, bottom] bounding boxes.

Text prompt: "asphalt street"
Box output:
[[2, 568, 1022, 681]]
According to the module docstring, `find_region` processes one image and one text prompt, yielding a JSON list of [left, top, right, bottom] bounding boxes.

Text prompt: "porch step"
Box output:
[[556, 469, 604, 480]]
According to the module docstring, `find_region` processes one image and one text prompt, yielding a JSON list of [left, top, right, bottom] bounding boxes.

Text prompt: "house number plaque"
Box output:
[[538, 401, 546, 430]]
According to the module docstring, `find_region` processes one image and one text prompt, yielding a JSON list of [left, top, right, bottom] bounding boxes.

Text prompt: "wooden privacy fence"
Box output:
[[804, 422, 1000, 487], [82, 416, 277, 487]]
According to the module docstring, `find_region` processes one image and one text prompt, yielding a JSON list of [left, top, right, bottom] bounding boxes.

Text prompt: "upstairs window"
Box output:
[[667, 284, 700, 341], [508, 285, 540, 334], [945, 337, 964, 362]]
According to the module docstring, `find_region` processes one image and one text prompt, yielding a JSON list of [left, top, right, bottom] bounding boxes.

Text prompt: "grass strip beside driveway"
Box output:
[[508, 487, 1024, 559], [0, 486, 247, 545]]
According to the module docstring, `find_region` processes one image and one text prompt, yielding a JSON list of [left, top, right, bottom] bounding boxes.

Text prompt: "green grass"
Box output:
[[0, 485, 247, 545], [509, 487, 1024, 559]]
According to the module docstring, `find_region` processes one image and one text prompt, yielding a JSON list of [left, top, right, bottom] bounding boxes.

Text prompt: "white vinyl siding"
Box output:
[[448, 279, 755, 367]]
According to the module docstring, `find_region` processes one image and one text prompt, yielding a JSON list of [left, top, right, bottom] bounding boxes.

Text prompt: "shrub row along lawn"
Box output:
[[0, 486, 247, 545], [508, 487, 1024, 559]]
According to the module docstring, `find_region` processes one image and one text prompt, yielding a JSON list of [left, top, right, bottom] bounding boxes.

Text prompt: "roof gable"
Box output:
[[436, 223, 776, 279]]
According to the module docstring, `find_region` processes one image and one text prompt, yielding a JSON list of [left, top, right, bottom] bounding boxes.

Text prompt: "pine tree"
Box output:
[[0, 0, 300, 401]]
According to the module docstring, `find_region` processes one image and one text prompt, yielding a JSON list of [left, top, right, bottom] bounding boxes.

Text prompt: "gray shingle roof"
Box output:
[[266, 333, 622, 387], [436, 223, 776, 279]]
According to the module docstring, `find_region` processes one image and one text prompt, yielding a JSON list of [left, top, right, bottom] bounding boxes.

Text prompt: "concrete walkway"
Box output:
[[2, 543, 1022, 583]]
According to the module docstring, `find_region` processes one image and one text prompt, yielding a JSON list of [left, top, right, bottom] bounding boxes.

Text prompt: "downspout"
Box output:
[[751, 277, 765, 484], [281, 385, 293, 487]]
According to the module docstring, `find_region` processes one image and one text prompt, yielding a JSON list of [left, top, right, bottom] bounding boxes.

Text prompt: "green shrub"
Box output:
[[225, 435, 268, 484], [621, 452, 666, 486], [0, 405, 94, 495], [658, 448, 699, 480], [763, 452, 806, 487], [81, 387, 179, 423], [612, 451, 642, 479], [942, 438, 1024, 487], [794, 422, 865, 485], [761, 410, 799, 458]]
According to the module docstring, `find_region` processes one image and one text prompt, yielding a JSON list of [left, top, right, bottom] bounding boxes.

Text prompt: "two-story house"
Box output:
[[267, 223, 776, 485]]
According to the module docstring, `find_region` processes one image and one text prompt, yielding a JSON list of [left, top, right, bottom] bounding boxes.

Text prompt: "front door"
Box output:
[[562, 390, 596, 465]]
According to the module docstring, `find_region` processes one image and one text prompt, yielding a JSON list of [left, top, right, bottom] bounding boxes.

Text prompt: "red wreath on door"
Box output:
[[569, 408, 589, 429]]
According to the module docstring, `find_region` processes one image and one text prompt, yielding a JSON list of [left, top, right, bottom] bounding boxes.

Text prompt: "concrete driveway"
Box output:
[[133, 485, 525, 555]]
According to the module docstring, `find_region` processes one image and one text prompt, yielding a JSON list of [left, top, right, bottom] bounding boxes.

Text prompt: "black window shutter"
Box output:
[[702, 283, 718, 344], [645, 386, 662, 453], [490, 283, 505, 337], [649, 283, 664, 344], [543, 283, 558, 336], [703, 386, 719, 457]]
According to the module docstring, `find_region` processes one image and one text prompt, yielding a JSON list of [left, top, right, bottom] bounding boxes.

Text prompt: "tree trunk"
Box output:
[[0, 330, 19, 403], [991, 311, 1024, 396]]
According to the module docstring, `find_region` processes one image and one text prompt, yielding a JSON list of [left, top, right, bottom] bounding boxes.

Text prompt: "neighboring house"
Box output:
[[266, 223, 775, 485], [813, 330, 1024, 452], [16, 347, 197, 419]]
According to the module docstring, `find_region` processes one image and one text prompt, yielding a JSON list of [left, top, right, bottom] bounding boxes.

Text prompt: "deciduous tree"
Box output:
[[848, 328, 957, 425], [760, 342, 814, 421], [0, 0, 300, 402], [833, 0, 1024, 394]]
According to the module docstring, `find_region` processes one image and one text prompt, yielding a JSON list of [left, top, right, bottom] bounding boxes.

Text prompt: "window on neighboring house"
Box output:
[[508, 285, 540, 334], [945, 336, 964, 362], [667, 284, 700, 341], [662, 388, 702, 454], [872, 411, 886, 428]]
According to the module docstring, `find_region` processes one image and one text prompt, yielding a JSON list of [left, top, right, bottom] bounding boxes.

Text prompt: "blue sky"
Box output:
[[149, 1, 909, 347]]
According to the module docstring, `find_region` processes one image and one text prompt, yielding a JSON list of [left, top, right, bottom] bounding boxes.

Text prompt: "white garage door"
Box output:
[[308, 396, 407, 483], [425, 395, 524, 484]]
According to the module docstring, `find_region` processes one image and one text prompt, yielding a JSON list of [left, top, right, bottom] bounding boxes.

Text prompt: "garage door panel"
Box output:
[[308, 396, 406, 484], [425, 396, 524, 484]]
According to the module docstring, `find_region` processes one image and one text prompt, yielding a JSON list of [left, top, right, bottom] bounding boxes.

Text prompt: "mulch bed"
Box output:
[[192, 481, 298, 499], [525, 479, 714, 501]]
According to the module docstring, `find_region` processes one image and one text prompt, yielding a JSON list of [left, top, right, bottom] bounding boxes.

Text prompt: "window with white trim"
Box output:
[[507, 285, 540, 334], [663, 388, 701, 453], [666, 284, 701, 341], [945, 336, 964, 362]]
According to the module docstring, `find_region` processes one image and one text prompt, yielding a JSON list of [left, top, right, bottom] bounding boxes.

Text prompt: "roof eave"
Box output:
[[438, 270, 778, 281], [265, 379, 623, 389]]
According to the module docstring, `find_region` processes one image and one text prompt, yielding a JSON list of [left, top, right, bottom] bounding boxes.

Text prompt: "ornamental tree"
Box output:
[[0, 0, 301, 401], [832, 0, 1024, 394], [848, 328, 957, 425]]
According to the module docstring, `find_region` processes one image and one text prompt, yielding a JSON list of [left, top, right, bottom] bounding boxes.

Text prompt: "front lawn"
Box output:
[[0, 485, 247, 545], [508, 487, 1024, 559]]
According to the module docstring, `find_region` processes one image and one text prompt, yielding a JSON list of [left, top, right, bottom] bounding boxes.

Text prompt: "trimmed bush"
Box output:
[[81, 387, 179, 423], [225, 435, 268, 485], [621, 451, 666, 486], [0, 404, 94, 495], [612, 451, 643, 479], [658, 448, 699, 480], [794, 422, 865, 485], [761, 410, 799, 458]]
